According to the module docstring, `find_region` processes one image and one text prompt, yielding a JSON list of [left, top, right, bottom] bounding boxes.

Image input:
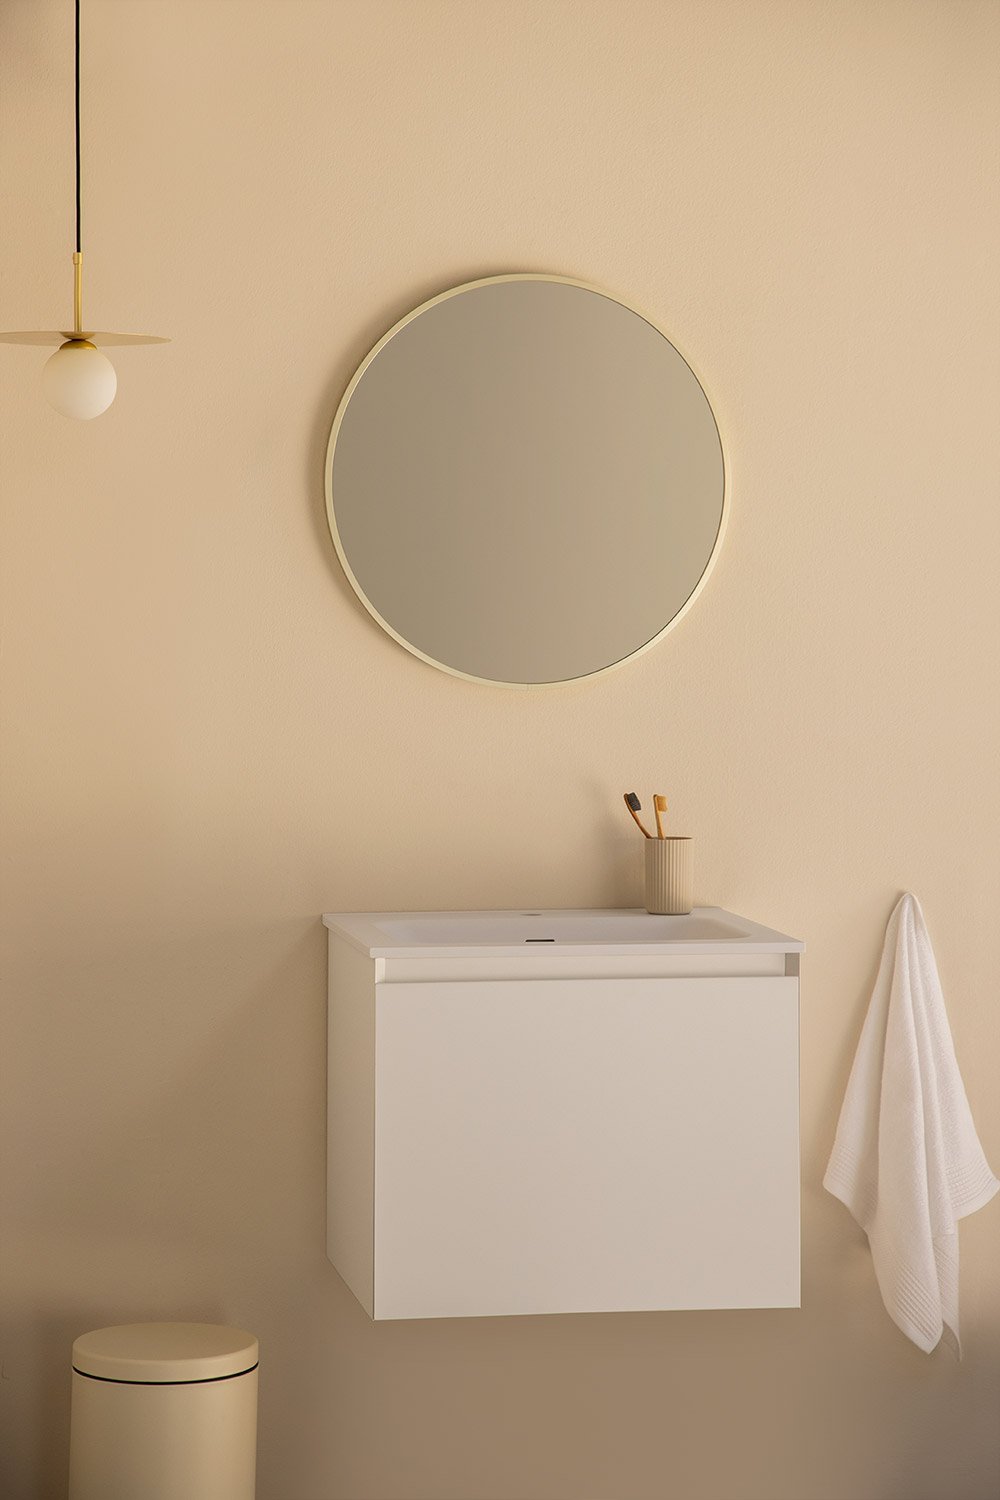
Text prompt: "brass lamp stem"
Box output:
[[73, 251, 83, 336]]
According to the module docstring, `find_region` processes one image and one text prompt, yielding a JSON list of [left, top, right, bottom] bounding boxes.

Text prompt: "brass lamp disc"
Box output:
[[0, 330, 170, 346]]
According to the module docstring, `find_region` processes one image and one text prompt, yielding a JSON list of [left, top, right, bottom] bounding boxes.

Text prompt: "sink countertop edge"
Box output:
[[321, 907, 805, 959]]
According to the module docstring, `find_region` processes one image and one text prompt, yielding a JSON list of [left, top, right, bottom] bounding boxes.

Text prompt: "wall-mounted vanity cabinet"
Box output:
[[323, 908, 803, 1321]]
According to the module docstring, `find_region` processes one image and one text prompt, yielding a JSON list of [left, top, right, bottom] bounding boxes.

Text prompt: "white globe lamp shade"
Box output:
[[42, 339, 117, 419]]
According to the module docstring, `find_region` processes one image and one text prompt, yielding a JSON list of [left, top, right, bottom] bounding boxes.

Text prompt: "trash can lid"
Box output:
[[72, 1322, 258, 1384]]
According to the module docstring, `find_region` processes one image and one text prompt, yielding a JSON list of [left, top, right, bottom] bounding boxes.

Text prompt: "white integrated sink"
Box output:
[[323, 906, 803, 957], [376, 912, 744, 944]]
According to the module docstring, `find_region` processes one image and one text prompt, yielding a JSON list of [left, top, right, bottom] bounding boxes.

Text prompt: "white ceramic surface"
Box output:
[[322, 906, 803, 958]]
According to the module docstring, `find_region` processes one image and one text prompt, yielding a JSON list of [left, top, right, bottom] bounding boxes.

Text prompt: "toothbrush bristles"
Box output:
[[623, 791, 652, 838]]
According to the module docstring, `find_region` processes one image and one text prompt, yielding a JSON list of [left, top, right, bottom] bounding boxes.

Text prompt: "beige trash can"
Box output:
[[68, 1322, 258, 1500]]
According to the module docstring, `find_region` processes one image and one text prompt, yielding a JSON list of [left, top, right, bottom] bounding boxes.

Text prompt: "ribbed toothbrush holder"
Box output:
[[644, 837, 693, 915]]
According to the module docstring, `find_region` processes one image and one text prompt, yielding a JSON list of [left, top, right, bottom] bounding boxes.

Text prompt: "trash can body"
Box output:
[[68, 1322, 258, 1500]]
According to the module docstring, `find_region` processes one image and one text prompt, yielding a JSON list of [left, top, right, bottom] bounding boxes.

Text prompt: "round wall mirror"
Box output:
[[325, 274, 726, 687]]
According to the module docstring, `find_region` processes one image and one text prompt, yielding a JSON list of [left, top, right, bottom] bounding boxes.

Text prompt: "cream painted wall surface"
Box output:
[[1, 1, 998, 1497]]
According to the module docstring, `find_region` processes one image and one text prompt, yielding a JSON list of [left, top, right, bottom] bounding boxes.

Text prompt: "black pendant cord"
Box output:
[[75, 0, 81, 254]]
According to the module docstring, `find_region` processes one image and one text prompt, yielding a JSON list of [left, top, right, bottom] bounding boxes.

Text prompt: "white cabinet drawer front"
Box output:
[[373, 976, 799, 1320]]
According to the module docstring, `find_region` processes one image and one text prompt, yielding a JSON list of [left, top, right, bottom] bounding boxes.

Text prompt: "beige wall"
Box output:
[[2, 1, 998, 1496]]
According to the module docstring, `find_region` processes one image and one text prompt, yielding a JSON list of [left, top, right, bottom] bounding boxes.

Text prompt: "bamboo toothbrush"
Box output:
[[653, 795, 667, 839], [623, 792, 653, 839]]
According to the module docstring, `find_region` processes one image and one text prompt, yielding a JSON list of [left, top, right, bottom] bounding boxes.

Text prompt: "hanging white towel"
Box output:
[[824, 892, 998, 1354]]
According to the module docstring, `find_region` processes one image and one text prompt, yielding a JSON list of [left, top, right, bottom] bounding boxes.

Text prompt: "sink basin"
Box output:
[[322, 907, 803, 957], [377, 912, 747, 945]]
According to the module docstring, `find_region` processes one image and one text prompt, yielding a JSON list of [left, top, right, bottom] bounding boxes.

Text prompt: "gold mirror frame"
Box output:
[[324, 274, 728, 689]]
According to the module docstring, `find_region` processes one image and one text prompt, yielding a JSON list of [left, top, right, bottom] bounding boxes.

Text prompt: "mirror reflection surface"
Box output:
[[325, 276, 725, 685]]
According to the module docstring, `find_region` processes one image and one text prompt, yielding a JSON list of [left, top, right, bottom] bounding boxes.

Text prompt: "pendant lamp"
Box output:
[[0, 0, 168, 418]]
